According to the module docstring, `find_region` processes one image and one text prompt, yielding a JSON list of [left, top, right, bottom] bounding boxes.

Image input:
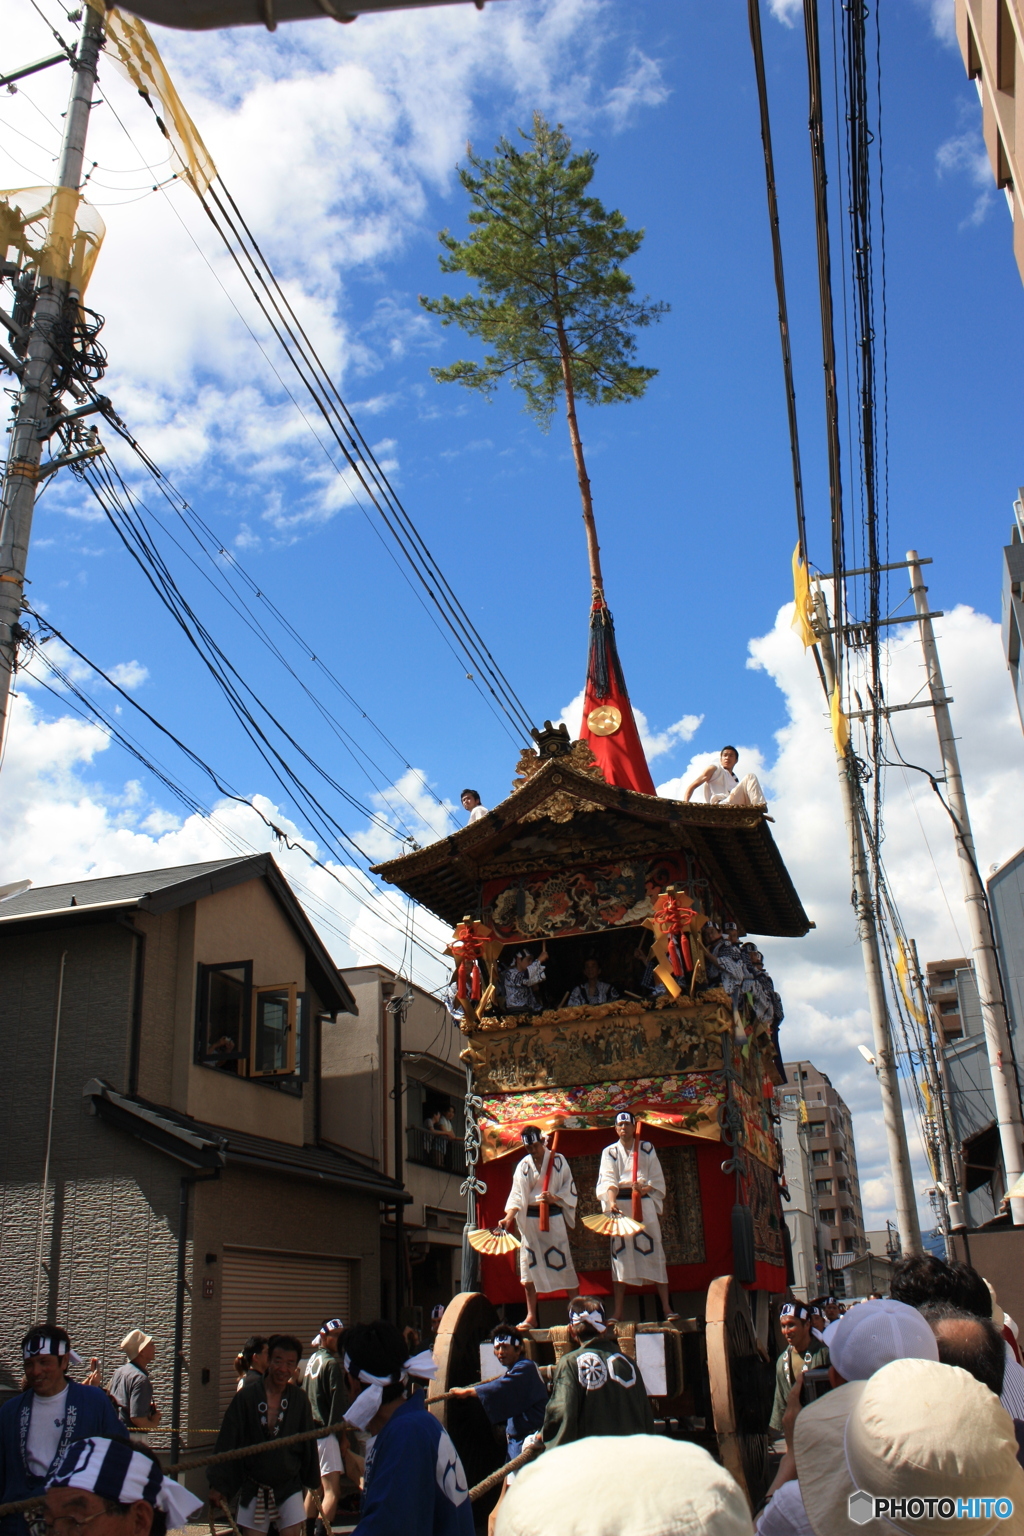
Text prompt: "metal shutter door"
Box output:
[[219, 1247, 352, 1411]]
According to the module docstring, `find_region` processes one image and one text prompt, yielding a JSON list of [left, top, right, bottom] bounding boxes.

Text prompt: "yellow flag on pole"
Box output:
[[830, 682, 850, 755], [896, 938, 927, 1024], [99, 6, 216, 195], [791, 543, 817, 648]]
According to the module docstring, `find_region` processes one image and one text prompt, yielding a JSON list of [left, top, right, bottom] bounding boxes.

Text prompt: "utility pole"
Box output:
[[907, 551, 1024, 1225], [0, 5, 104, 745], [814, 591, 923, 1254], [388, 987, 408, 1322], [909, 937, 964, 1244]]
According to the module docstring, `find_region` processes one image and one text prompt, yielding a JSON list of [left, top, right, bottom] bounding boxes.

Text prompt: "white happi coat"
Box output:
[[506, 1149, 578, 1293], [596, 1138, 668, 1285]]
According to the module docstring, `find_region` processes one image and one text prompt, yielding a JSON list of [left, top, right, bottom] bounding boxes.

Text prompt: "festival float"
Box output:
[[373, 595, 812, 1508]]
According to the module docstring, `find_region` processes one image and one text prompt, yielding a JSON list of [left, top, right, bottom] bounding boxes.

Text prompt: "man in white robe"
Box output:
[[683, 746, 766, 808], [500, 1126, 578, 1330], [597, 1111, 676, 1323]]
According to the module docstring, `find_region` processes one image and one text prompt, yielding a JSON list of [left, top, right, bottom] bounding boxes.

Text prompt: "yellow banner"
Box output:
[[102, 8, 216, 195], [791, 542, 817, 648], [896, 939, 927, 1025], [831, 682, 850, 755], [0, 186, 105, 292]]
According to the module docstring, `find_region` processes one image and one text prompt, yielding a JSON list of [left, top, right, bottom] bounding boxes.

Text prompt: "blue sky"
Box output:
[[4, 0, 1024, 1228]]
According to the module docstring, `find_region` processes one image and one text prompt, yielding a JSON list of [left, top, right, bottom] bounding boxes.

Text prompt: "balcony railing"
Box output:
[[407, 1125, 464, 1174]]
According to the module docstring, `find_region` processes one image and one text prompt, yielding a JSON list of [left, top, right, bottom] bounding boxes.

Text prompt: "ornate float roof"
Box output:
[[372, 750, 810, 938]]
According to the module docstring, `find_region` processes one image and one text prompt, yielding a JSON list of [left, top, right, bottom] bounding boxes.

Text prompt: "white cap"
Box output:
[[496, 1435, 752, 1536], [821, 1297, 938, 1381]]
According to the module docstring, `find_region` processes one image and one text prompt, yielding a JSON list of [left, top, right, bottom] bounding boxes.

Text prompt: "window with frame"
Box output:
[[195, 964, 309, 1088], [819, 1208, 836, 1225], [815, 1179, 833, 1195], [196, 962, 252, 1072], [812, 1150, 830, 1165]]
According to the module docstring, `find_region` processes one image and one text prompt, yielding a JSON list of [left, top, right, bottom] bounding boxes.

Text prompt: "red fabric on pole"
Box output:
[[475, 1128, 786, 1302], [579, 600, 656, 797]]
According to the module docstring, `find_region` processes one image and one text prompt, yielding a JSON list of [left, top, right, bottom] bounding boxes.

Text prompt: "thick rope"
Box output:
[[466, 1441, 543, 1501]]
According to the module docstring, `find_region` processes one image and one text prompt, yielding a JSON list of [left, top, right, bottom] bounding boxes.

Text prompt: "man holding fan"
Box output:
[[597, 1111, 675, 1323], [500, 1126, 578, 1331]]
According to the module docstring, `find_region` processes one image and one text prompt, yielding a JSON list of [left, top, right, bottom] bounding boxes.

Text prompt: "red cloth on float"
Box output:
[[579, 600, 656, 797], [475, 1126, 786, 1301]]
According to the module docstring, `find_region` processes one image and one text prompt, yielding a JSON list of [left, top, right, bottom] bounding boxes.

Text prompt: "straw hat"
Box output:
[[495, 1435, 752, 1536], [795, 1358, 1024, 1536], [119, 1329, 153, 1359]]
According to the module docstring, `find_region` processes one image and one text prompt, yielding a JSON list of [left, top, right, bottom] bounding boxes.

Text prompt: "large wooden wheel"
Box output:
[[430, 1292, 505, 1510], [706, 1277, 775, 1510]]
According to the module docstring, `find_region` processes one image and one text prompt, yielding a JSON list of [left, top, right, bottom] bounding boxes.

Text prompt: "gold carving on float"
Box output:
[[586, 704, 622, 736]]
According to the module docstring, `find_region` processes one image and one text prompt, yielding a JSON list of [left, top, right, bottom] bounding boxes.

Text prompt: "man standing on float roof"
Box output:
[[500, 1127, 578, 1331], [597, 1112, 675, 1323]]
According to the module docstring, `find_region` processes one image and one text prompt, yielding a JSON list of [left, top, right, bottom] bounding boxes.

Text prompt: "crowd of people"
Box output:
[[6, 1254, 1024, 1536]]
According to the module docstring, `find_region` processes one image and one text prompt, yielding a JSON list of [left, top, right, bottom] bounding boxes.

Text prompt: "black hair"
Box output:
[[21, 1324, 71, 1358], [490, 1324, 523, 1348], [890, 1254, 956, 1309], [345, 1320, 408, 1405], [267, 1334, 303, 1362], [461, 789, 480, 801], [235, 1335, 268, 1375], [922, 1303, 1005, 1396], [721, 745, 739, 757], [567, 1296, 608, 1342], [945, 1261, 993, 1319]]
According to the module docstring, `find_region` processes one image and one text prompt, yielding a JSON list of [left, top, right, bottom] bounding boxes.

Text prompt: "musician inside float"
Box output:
[[567, 957, 620, 1008], [499, 945, 548, 1014], [597, 1111, 677, 1324], [499, 1126, 579, 1331]]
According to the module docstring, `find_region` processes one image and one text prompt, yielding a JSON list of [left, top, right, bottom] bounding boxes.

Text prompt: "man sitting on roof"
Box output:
[[683, 746, 766, 808], [567, 958, 620, 1008]]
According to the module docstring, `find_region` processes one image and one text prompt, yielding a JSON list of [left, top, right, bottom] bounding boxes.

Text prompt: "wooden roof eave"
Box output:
[[372, 760, 810, 938]]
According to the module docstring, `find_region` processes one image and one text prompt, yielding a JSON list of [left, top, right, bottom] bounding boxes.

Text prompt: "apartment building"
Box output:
[[778, 1061, 868, 1298], [955, 0, 1024, 282]]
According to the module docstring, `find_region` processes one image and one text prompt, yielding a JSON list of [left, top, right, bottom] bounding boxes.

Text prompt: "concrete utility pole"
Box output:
[[907, 551, 1024, 1226], [908, 937, 964, 1242], [814, 592, 923, 1254], [0, 5, 104, 746]]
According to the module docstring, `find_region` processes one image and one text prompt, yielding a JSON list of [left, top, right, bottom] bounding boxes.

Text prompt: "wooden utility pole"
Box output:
[[0, 5, 104, 747]]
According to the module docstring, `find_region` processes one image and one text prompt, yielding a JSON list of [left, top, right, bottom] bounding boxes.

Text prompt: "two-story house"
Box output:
[[0, 854, 408, 1452]]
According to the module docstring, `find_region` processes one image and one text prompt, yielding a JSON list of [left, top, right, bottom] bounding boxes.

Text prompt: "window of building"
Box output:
[[837, 1178, 850, 1192], [940, 1002, 960, 1015], [819, 1208, 836, 1225], [833, 1148, 846, 1162], [967, 19, 982, 79], [816, 1179, 833, 1195], [842, 1206, 856, 1223], [831, 1238, 841, 1252], [196, 961, 252, 1070], [998, 0, 1016, 93], [812, 1150, 830, 1165], [808, 1121, 826, 1136], [195, 964, 307, 1089]]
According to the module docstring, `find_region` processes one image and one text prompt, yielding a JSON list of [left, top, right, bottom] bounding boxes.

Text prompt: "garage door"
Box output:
[[220, 1247, 353, 1410]]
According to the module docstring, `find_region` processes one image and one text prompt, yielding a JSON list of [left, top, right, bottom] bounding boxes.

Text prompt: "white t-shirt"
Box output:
[[468, 804, 488, 823], [26, 1386, 69, 1478], [755, 1479, 815, 1536]]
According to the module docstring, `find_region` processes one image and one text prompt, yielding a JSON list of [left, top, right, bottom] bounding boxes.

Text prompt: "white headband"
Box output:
[[311, 1318, 345, 1347], [570, 1309, 606, 1330], [47, 1438, 203, 1531], [342, 1350, 437, 1429], [23, 1335, 83, 1366]]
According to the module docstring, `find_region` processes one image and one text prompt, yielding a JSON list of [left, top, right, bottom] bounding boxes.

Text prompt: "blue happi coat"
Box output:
[[0, 1383, 126, 1536]]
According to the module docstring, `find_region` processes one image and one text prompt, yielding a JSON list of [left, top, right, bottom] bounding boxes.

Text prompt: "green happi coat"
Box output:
[[210, 1379, 320, 1507], [541, 1336, 656, 1447], [769, 1338, 830, 1432]]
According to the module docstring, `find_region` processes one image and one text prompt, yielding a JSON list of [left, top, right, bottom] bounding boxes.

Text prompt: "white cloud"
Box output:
[[914, 0, 957, 48], [767, 0, 802, 27], [2, 0, 670, 543], [936, 108, 998, 230], [107, 660, 150, 691]]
